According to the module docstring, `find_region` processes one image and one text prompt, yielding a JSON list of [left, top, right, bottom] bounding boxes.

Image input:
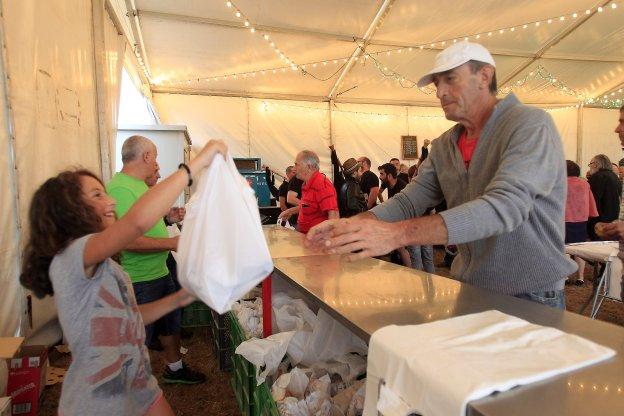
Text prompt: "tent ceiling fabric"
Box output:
[[135, 0, 624, 106]]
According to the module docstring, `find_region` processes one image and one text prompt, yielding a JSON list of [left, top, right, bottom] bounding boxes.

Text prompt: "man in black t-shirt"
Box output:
[[357, 156, 380, 210], [278, 165, 296, 211], [390, 158, 410, 184], [378, 163, 410, 266], [379, 163, 407, 198], [286, 171, 304, 226]]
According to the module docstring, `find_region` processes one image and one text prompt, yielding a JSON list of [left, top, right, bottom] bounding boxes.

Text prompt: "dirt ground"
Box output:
[[39, 248, 624, 415]]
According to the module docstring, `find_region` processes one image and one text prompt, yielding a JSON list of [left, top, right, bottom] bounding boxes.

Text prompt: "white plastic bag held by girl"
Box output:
[[177, 154, 274, 313]]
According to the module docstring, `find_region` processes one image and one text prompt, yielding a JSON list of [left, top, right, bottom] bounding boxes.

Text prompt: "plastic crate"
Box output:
[[181, 301, 212, 328], [211, 312, 231, 349], [229, 312, 256, 415], [252, 383, 279, 416]]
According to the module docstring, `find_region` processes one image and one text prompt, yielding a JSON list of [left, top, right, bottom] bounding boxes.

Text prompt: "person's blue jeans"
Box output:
[[133, 274, 182, 345], [515, 289, 566, 310], [420, 245, 435, 273], [406, 245, 435, 273]]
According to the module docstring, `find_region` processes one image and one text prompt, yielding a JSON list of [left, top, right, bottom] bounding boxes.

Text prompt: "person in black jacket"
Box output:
[[587, 154, 622, 240], [337, 158, 367, 218]]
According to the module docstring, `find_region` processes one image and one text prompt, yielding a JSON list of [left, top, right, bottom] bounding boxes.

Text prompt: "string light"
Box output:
[[155, 1, 622, 110], [259, 100, 446, 120], [224, 1, 298, 69]]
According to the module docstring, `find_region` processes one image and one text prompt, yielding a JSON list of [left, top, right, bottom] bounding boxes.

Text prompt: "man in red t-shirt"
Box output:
[[279, 150, 339, 233]]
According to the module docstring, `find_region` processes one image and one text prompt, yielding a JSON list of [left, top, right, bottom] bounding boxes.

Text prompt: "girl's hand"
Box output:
[[176, 288, 196, 308], [194, 140, 228, 171]]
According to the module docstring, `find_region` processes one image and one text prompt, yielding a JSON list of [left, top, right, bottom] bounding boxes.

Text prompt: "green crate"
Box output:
[[181, 301, 212, 328], [252, 383, 279, 416], [229, 312, 259, 415]]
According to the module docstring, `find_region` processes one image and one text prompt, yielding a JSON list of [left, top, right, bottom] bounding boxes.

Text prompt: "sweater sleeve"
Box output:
[[439, 119, 563, 244], [371, 148, 445, 222]]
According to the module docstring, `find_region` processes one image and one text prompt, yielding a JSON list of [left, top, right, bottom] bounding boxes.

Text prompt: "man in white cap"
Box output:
[[306, 42, 575, 308]]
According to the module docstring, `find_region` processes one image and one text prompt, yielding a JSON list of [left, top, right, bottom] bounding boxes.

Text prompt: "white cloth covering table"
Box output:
[[363, 310, 616, 416], [565, 241, 623, 318]]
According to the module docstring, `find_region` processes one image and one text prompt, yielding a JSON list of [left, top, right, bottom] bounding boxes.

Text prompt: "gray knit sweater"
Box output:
[[372, 94, 576, 295]]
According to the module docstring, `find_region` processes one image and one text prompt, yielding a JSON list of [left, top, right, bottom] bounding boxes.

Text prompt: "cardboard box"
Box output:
[[7, 346, 48, 416], [0, 397, 11, 416], [0, 338, 24, 359]]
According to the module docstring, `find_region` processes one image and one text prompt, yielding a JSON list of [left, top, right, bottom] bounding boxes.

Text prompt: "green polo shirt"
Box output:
[[107, 172, 169, 283]]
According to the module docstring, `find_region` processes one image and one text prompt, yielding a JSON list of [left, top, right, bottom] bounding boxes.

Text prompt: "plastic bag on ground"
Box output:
[[235, 331, 295, 384], [299, 309, 368, 367], [332, 379, 365, 415], [346, 382, 366, 416], [233, 298, 263, 338], [177, 154, 274, 313]]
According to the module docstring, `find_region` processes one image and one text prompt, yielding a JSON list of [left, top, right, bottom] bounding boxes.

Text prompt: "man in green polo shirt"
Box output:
[[107, 135, 205, 385]]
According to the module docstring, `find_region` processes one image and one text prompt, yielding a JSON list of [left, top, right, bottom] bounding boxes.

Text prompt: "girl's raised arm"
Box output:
[[83, 140, 227, 267]]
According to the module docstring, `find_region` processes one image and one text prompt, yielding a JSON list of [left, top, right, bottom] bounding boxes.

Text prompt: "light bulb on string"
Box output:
[[235, 11, 241, 17], [226, 1, 231, 7]]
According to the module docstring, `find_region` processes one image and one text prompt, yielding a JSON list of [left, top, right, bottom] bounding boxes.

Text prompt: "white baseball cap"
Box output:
[[417, 41, 496, 88]]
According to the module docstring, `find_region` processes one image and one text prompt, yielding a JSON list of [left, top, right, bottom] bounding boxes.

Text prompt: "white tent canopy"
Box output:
[[0, 0, 622, 339]]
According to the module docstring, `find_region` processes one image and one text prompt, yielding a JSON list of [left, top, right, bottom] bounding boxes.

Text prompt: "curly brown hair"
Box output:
[[20, 169, 105, 298]]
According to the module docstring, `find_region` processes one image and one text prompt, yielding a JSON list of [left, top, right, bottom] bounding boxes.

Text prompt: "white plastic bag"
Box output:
[[177, 154, 274, 313], [235, 331, 295, 384]]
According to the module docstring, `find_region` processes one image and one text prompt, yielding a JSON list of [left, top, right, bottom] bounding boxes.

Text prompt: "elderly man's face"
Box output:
[[433, 63, 490, 122], [145, 144, 160, 176], [588, 159, 599, 175], [294, 156, 310, 181], [616, 110, 624, 148]]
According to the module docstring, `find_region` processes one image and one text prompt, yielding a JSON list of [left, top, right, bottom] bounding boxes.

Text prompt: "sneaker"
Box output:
[[162, 363, 206, 385]]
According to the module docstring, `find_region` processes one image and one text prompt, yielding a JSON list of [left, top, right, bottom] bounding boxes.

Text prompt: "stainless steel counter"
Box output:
[[271, 254, 624, 416], [263, 225, 326, 259]]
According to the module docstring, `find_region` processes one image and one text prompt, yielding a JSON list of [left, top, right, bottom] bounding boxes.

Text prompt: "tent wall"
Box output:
[[581, 108, 622, 173], [0, 0, 126, 338], [0, 11, 21, 337], [153, 94, 606, 180]]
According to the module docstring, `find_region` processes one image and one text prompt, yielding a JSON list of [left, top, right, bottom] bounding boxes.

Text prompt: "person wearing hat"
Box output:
[[306, 41, 575, 309], [337, 157, 367, 218]]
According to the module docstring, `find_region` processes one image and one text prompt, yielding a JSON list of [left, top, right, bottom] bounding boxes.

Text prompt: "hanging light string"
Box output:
[[260, 100, 445, 120], [259, 99, 579, 120], [586, 87, 624, 108], [158, 1, 621, 86], [224, 0, 299, 70], [498, 64, 583, 98]]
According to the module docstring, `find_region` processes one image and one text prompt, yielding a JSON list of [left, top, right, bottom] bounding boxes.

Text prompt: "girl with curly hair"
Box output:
[[20, 140, 227, 416]]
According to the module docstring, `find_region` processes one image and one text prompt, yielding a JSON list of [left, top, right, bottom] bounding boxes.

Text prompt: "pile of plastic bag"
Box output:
[[234, 293, 368, 385], [271, 361, 366, 416], [232, 297, 263, 339]]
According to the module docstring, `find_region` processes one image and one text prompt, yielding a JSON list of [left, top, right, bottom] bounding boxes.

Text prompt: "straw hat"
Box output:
[[342, 158, 360, 176]]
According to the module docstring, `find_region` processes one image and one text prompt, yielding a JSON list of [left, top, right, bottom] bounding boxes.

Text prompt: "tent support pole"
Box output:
[[0, 0, 24, 336], [246, 98, 251, 157], [576, 105, 584, 165], [328, 100, 333, 147], [92, 0, 112, 182], [328, 0, 395, 99]]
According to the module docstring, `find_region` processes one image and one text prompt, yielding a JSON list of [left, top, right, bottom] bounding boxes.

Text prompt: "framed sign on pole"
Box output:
[[401, 135, 419, 160]]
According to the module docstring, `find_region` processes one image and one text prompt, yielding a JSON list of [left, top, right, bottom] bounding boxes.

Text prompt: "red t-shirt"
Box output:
[[298, 171, 338, 234], [458, 130, 479, 168]]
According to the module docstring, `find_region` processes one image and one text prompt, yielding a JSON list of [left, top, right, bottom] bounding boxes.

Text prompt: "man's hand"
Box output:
[[305, 217, 402, 261], [166, 207, 186, 224], [278, 207, 295, 220], [328, 144, 335, 151], [596, 221, 624, 240]]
